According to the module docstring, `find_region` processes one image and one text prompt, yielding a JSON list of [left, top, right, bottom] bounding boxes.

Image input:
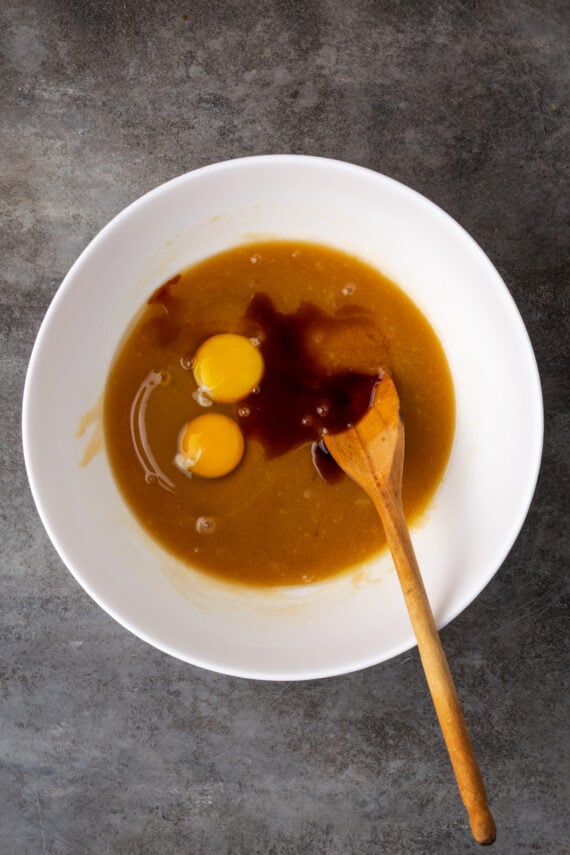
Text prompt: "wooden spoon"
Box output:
[[324, 372, 496, 846]]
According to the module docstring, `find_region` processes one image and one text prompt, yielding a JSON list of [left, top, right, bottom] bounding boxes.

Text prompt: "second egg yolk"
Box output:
[[175, 413, 244, 478], [192, 334, 264, 403]]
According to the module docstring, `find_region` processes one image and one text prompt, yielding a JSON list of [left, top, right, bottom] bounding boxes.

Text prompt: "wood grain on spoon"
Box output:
[[324, 372, 496, 846]]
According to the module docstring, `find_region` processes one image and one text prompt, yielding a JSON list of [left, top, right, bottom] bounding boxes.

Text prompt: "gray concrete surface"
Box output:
[[1, 1, 568, 852]]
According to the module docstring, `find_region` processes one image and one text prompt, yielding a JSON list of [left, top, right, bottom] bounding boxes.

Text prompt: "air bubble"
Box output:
[[250, 385, 261, 396], [249, 336, 262, 347], [238, 405, 251, 418], [316, 404, 329, 417], [145, 473, 157, 485], [180, 355, 194, 370], [342, 283, 356, 296], [301, 415, 313, 427], [250, 254, 262, 264], [196, 516, 216, 535]]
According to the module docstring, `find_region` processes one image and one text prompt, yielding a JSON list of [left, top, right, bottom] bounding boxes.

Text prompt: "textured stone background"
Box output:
[[1, 1, 568, 853]]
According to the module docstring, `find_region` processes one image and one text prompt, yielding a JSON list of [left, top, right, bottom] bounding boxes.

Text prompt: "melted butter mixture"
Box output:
[[104, 241, 455, 587]]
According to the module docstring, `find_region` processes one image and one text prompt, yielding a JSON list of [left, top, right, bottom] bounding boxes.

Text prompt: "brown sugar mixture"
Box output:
[[104, 241, 455, 587]]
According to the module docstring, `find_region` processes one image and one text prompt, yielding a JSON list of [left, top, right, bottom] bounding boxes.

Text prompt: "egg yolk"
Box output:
[[192, 334, 264, 403], [175, 413, 244, 478]]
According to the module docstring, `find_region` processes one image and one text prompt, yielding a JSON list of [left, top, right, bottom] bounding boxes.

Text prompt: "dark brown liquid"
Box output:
[[240, 293, 380, 458]]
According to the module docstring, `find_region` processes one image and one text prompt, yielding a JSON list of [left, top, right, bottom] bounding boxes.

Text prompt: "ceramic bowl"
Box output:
[[23, 155, 543, 679]]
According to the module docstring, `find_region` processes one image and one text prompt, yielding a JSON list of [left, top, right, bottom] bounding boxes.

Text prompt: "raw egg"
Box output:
[[192, 333, 264, 403], [175, 413, 244, 478]]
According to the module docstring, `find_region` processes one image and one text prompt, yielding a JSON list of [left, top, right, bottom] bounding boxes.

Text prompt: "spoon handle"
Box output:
[[372, 486, 496, 846]]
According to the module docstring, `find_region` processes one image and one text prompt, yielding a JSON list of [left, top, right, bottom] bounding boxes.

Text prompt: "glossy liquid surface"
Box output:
[[104, 241, 455, 587]]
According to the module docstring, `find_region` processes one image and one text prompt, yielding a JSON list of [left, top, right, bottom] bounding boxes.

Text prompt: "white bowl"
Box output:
[[22, 155, 543, 680]]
